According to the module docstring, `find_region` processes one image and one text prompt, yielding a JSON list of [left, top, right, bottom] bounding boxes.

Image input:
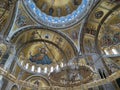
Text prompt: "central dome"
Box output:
[[34, 0, 82, 17], [23, 0, 93, 28]]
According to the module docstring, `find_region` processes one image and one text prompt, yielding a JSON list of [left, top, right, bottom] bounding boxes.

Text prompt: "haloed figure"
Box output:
[[34, 80, 40, 86], [49, 7, 54, 16], [29, 47, 52, 65]]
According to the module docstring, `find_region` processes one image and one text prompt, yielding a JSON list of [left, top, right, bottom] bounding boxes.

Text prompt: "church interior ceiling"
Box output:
[[83, 0, 120, 66], [0, 0, 119, 89], [23, 0, 93, 29], [0, 0, 10, 32], [12, 28, 78, 74], [34, 0, 82, 17]]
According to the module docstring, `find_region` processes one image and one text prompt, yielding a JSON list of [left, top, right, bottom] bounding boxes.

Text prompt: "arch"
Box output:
[[21, 75, 51, 90], [11, 85, 18, 90]]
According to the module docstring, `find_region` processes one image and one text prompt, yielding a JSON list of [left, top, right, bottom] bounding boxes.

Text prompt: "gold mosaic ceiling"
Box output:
[[0, 0, 120, 89], [11, 28, 78, 67], [0, 0, 9, 32], [22, 76, 50, 90], [49, 64, 93, 87], [83, 0, 120, 66], [34, 0, 82, 16]]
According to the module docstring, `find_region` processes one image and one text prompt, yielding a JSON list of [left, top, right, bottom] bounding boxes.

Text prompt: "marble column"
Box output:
[[0, 45, 16, 90]]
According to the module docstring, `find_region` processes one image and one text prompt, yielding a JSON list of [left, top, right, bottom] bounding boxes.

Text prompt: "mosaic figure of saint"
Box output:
[[72, 31, 78, 40], [16, 15, 26, 27], [19, 52, 26, 60], [31, 31, 39, 39], [29, 47, 52, 65], [73, 0, 79, 5], [34, 80, 40, 86]]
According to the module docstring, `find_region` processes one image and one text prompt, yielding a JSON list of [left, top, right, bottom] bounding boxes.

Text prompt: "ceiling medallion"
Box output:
[[23, 0, 94, 29], [95, 11, 104, 19]]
